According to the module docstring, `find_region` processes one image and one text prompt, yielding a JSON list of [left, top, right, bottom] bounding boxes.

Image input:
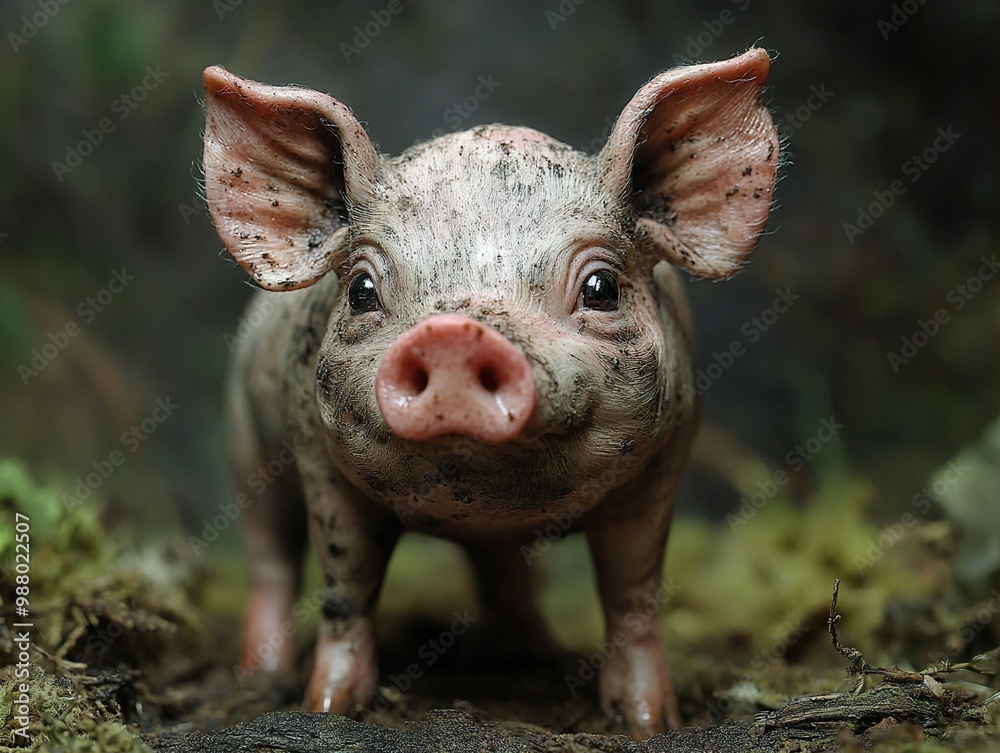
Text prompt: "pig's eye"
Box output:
[[348, 272, 381, 314], [581, 270, 620, 311]]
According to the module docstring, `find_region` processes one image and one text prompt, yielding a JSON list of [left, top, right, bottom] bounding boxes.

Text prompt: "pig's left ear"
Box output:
[[601, 48, 779, 280], [203, 66, 380, 290]]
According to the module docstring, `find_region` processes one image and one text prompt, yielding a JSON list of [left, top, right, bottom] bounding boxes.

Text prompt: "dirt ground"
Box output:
[[2, 458, 1000, 751]]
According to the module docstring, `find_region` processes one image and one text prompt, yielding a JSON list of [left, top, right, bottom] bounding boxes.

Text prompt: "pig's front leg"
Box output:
[[297, 453, 403, 714], [584, 424, 696, 738], [586, 508, 678, 737]]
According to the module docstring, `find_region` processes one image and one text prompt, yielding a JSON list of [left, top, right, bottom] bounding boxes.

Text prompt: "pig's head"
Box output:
[[203, 49, 779, 531]]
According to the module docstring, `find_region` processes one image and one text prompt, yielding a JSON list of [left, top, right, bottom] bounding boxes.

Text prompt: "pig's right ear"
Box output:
[[601, 48, 779, 280], [203, 66, 379, 290]]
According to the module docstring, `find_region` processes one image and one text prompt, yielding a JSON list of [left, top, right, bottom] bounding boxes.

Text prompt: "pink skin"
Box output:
[[375, 314, 536, 442], [240, 586, 298, 675], [304, 620, 378, 714], [295, 453, 402, 718], [203, 49, 779, 741]]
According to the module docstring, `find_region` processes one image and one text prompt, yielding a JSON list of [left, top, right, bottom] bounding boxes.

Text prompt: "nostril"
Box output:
[[410, 367, 429, 394], [376, 314, 536, 443], [398, 357, 429, 397], [478, 365, 499, 393]]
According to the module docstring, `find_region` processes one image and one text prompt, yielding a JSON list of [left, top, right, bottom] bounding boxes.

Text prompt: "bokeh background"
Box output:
[[1, 0, 997, 556]]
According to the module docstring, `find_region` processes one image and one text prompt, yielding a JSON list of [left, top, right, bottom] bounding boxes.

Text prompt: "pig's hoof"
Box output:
[[598, 643, 681, 740], [303, 621, 378, 715]]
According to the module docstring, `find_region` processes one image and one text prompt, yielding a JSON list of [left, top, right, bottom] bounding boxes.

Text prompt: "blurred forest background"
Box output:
[[0, 0, 997, 553]]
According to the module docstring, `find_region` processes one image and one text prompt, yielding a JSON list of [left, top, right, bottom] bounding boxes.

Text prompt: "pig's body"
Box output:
[[204, 50, 778, 739]]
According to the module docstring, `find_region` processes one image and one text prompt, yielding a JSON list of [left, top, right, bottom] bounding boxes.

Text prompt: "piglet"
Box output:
[[202, 48, 778, 738]]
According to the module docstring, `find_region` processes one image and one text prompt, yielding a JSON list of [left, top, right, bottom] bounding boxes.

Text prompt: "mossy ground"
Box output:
[[1, 455, 999, 750]]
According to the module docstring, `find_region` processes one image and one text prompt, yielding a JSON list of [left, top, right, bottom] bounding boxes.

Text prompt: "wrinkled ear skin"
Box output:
[[203, 66, 380, 291], [602, 48, 780, 280]]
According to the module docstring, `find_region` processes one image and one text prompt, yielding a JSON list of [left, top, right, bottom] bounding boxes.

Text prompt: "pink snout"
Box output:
[[375, 314, 536, 442]]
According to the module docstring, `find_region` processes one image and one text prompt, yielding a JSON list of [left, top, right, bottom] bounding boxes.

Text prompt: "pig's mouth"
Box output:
[[380, 442, 582, 514], [384, 392, 592, 448], [329, 397, 639, 524]]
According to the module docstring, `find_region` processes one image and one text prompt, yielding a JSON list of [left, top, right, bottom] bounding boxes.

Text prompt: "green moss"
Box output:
[[0, 664, 151, 752], [0, 461, 199, 749], [0, 458, 110, 602]]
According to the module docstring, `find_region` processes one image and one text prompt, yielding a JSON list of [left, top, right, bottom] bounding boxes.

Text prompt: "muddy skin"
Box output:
[[203, 48, 779, 739]]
